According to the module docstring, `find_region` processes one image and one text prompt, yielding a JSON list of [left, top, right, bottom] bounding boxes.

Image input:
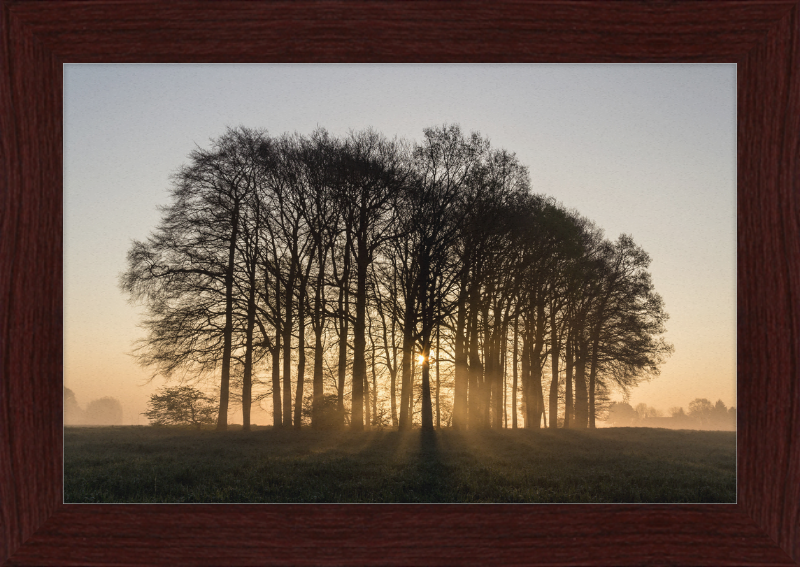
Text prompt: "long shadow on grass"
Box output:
[[401, 429, 449, 502], [324, 428, 450, 503]]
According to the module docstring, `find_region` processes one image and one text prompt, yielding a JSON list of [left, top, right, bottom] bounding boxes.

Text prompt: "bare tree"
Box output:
[[123, 123, 672, 435], [121, 127, 267, 430], [339, 130, 410, 431]]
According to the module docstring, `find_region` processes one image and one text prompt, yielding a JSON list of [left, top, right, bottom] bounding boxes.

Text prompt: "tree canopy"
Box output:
[[121, 124, 673, 431]]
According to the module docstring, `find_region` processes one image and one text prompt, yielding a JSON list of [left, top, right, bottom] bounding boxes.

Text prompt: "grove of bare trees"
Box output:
[[121, 125, 673, 432], [606, 399, 736, 430], [64, 387, 124, 425]]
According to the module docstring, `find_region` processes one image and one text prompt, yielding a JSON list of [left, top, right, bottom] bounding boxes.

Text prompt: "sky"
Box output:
[[64, 64, 736, 425]]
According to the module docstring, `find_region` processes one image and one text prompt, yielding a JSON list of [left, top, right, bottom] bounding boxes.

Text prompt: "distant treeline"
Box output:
[[64, 387, 123, 426], [606, 399, 736, 431], [122, 125, 673, 432]]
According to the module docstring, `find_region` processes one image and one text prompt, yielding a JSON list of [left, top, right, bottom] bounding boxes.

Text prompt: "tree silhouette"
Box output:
[[121, 126, 267, 431], [64, 387, 84, 425], [122, 124, 673, 432], [606, 401, 638, 426], [143, 386, 217, 428], [85, 397, 123, 425]]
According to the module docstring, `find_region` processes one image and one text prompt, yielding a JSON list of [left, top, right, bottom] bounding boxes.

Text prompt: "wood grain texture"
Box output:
[[1, 1, 798, 564]]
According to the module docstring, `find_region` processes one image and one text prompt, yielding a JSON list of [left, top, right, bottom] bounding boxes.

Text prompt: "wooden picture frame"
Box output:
[[1, 1, 798, 564]]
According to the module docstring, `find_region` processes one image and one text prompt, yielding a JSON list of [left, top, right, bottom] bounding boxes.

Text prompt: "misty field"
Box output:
[[64, 426, 735, 504]]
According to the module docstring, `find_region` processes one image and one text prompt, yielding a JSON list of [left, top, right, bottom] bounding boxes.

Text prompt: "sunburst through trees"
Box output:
[[121, 125, 673, 432]]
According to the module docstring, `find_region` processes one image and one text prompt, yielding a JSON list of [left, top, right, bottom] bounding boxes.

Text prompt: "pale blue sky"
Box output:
[[64, 64, 736, 424]]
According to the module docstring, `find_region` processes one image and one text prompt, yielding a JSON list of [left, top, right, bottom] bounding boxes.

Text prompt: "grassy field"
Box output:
[[64, 426, 736, 503]]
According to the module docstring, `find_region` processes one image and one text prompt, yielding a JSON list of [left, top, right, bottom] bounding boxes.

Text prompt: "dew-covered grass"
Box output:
[[64, 426, 735, 503]]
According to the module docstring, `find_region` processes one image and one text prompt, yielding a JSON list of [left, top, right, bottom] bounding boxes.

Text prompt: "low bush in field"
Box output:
[[301, 393, 345, 430]]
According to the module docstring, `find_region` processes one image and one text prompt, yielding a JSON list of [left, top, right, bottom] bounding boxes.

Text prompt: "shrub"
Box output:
[[143, 386, 217, 428], [302, 393, 344, 430]]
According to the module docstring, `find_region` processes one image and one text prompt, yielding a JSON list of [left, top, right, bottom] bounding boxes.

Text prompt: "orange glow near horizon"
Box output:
[[63, 64, 736, 426]]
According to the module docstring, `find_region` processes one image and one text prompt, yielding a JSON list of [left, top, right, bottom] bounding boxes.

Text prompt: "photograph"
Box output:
[[63, 63, 736, 503]]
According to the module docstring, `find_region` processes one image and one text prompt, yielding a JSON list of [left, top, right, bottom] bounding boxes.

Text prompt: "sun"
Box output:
[[416, 353, 426, 364]]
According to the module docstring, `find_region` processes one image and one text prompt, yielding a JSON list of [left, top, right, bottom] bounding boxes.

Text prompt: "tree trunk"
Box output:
[[529, 300, 547, 429], [389, 350, 398, 426], [364, 360, 371, 429], [382, 307, 398, 427], [398, 292, 415, 430], [420, 348, 433, 430], [528, 348, 544, 429], [588, 332, 601, 429], [282, 251, 296, 428], [492, 321, 505, 429], [502, 326, 507, 429], [587, 298, 609, 429], [419, 255, 434, 431], [409, 353, 415, 424], [336, 267, 349, 425], [521, 329, 531, 429], [527, 368, 538, 429], [512, 315, 518, 429], [350, 236, 368, 431], [216, 199, 239, 431], [390, 370, 398, 426], [241, 264, 257, 432], [272, 272, 282, 427], [452, 271, 469, 429], [493, 318, 508, 429], [491, 335, 502, 429], [533, 364, 546, 429], [436, 323, 441, 429], [272, 343, 282, 427], [549, 306, 559, 429], [312, 243, 326, 428], [480, 295, 493, 429], [564, 329, 573, 429], [312, 333, 324, 428], [574, 334, 589, 429], [371, 339, 378, 427], [398, 342, 413, 429], [364, 319, 373, 429], [293, 283, 307, 429], [467, 279, 482, 429]]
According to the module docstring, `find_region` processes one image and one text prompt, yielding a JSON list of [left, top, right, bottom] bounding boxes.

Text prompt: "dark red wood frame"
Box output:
[[1, 1, 798, 565]]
